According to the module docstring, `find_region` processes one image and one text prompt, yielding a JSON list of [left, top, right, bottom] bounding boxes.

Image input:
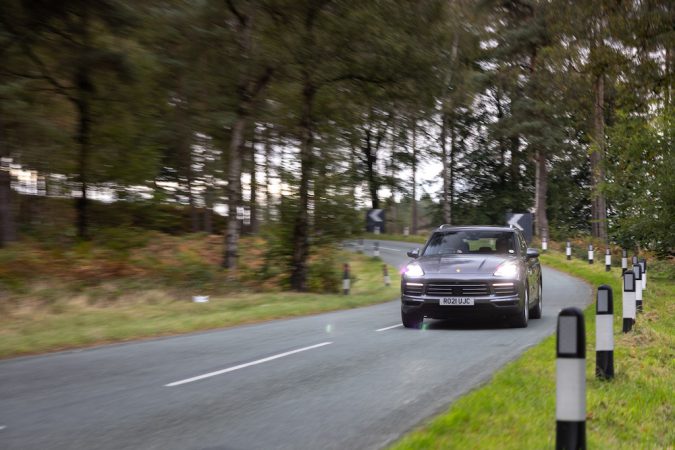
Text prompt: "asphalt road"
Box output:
[[0, 239, 591, 450]]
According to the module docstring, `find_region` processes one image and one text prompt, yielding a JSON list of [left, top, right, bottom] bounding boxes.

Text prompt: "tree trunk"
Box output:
[[0, 115, 15, 247], [440, 113, 450, 224], [204, 186, 213, 234], [290, 80, 315, 291], [187, 175, 199, 232], [264, 125, 273, 223], [534, 149, 549, 238], [591, 72, 607, 241], [75, 90, 91, 240], [249, 128, 259, 234], [411, 121, 418, 234], [362, 128, 379, 210], [74, 10, 93, 241], [223, 113, 246, 269], [449, 121, 456, 224], [0, 167, 14, 247]]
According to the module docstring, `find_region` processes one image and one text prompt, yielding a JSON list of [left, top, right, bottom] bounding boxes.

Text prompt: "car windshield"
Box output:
[[423, 230, 517, 256]]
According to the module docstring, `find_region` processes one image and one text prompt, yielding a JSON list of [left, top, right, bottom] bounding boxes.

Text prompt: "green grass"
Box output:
[[391, 249, 674, 449], [0, 253, 400, 359]]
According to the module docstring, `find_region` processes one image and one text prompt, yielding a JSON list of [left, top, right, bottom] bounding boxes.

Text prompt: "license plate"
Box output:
[[440, 297, 474, 306]]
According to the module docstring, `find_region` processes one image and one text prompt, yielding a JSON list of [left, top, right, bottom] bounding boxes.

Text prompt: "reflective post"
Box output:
[[373, 241, 380, 257], [566, 241, 572, 260], [588, 244, 594, 264], [631, 255, 638, 265], [374, 226, 381, 235], [542, 236, 548, 251], [622, 271, 636, 332], [595, 286, 614, 380], [621, 249, 628, 271], [633, 263, 643, 313], [639, 259, 647, 291], [605, 248, 611, 272], [383, 264, 391, 286], [342, 263, 350, 295], [556, 307, 586, 450]]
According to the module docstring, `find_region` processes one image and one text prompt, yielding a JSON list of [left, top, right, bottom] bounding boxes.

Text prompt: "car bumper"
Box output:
[[401, 294, 522, 319]]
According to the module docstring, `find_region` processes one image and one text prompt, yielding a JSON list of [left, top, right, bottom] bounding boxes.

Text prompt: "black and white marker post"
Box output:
[[556, 307, 586, 450], [632, 255, 638, 265], [605, 248, 612, 272], [621, 249, 628, 272], [622, 271, 636, 332], [542, 236, 548, 251], [566, 241, 572, 260], [373, 241, 380, 257], [595, 285, 614, 380], [383, 264, 391, 286], [639, 258, 647, 291], [588, 244, 594, 264], [633, 263, 643, 313], [342, 263, 350, 295]]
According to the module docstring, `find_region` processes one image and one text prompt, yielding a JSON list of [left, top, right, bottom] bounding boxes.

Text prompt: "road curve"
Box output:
[[0, 240, 591, 450]]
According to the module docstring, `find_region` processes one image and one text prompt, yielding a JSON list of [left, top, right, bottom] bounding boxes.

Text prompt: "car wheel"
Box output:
[[530, 279, 543, 319], [402, 310, 423, 329], [511, 284, 529, 328]]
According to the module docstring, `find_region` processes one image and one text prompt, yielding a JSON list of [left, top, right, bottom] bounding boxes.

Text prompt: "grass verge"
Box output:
[[360, 232, 427, 244], [391, 249, 674, 449], [0, 252, 399, 359]]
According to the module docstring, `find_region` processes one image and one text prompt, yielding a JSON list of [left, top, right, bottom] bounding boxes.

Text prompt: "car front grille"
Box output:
[[403, 284, 424, 296], [426, 282, 489, 297], [493, 283, 517, 296]]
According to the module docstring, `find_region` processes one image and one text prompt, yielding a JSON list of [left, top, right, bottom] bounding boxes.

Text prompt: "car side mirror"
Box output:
[[526, 248, 539, 259], [407, 248, 420, 259]]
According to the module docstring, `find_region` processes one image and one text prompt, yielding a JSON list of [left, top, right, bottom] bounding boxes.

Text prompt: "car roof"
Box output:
[[434, 225, 517, 233]]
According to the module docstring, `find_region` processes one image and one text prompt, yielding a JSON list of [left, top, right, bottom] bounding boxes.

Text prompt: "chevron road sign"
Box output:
[[366, 209, 385, 233], [505, 212, 533, 243]]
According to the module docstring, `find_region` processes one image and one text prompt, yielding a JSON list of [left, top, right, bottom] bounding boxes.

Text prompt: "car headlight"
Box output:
[[494, 261, 518, 278], [404, 263, 424, 277]]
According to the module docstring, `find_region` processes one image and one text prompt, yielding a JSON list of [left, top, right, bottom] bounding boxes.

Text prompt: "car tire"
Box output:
[[530, 279, 543, 319], [511, 284, 529, 328], [402, 310, 423, 329]]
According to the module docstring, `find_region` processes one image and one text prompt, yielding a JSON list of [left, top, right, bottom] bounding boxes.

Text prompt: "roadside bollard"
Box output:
[[403, 226, 409, 236], [596, 285, 614, 380], [622, 271, 636, 332], [542, 237, 548, 251], [358, 238, 364, 254], [633, 263, 643, 313], [373, 241, 380, 257], [621, 249, 628, 271], [343, 263, 350, 295], [639, 258, 647, 291], [374, 226, 381, 235], [566, 241, 572, 260], [556, 307, 586, 450], [631, 255, 638, 265], [383, 265, 391, 286], [588, 244, 594, 264], [604, 248, 611, 272]]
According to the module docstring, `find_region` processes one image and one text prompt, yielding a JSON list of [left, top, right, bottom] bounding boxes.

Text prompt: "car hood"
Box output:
[[415, 254, 516, 275]]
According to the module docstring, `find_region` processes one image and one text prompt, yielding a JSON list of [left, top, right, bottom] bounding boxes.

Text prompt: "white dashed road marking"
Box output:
[[376, 324, 403, 332], [165, 342, 333, 387]]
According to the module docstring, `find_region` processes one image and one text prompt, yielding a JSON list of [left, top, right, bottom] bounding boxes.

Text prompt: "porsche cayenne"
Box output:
[[401, 225, 542, 328]]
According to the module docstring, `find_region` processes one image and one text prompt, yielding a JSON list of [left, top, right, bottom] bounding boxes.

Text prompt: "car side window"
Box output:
[[518, 233, 527, 256]]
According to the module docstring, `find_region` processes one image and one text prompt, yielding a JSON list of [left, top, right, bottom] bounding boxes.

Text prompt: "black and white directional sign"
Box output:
[[366, 209, 385, 233], [505, 212, 533, 243]]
